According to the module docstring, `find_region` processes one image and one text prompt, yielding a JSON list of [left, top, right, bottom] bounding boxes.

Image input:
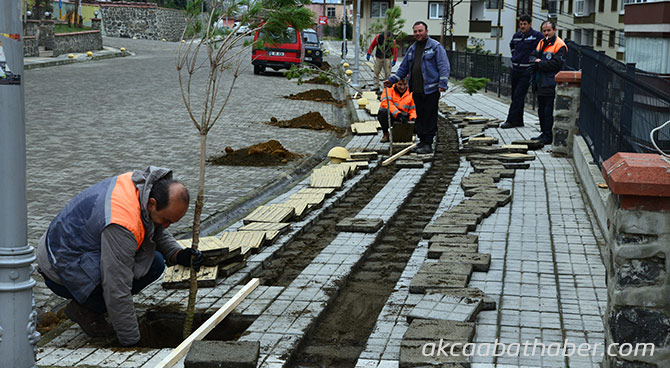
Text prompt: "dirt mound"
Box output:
[[37, 307, 67, 334], [208, 140, 302, 166], [304, 75, 339, 86], [284, 89, 344, 106], [266, 111, 346, 136]]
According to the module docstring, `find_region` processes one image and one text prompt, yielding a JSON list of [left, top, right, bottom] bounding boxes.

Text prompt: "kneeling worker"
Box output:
[[37, 166, 203, 346], [378, 77, 416, 143]]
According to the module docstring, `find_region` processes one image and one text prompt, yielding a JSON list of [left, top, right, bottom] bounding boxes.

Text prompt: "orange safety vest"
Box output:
[[380, 87, 417, 120], [535, 36, 567, 60]]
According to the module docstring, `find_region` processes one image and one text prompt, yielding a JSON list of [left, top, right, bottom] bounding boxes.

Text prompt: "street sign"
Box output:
[[318, 16, 327, 25], [58, 0, 62, 8]]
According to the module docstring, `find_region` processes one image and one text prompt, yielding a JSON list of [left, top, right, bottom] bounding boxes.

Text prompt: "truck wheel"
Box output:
[[254, 65, 264, 75]]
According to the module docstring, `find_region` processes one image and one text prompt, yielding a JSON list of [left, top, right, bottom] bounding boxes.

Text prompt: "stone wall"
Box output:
[[602, 153, 670, 367], [24, 36, 39, 57], [552, 71, 582, 157], [99, 3, 186, 42], [52, 30, 103, 57]]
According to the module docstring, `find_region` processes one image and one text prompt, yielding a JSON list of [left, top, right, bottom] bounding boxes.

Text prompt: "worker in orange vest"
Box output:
[[529, 20, 567, 145], [378, 77, 417, 142]]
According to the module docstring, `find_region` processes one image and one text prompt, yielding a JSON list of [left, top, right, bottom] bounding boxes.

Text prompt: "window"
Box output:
[[371, 1, 389, 18], [327, 7, 336, 18], [611, 0, 618, 11], [618, 29, 625, 48], [558, 30, 563, 38], [517, 0, 532, 19], [568, 0, 573, 13], [429, 2, 444, 19], [596, 30, 603, 46], [598, 0, 604, 12], [491, 26, 503, 38], [486, 0, 501, 9], [609, 30, 615, 47], [575, 0, 585, 15], [567, 29, 572, 40], [548, 0, 558, 15]]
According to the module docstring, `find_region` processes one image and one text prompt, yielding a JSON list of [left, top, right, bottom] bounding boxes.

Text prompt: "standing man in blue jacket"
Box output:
[[385, 21, 450, 154], [500, 14, 542, 129]]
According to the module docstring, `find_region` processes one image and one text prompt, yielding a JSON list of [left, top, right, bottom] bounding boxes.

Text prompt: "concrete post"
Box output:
[[91, 18, 101, 31], [601, 153, 670, 367], [552, 71, 582, 157], [352, 0, 360, 88], [0, 1, 39, 367]]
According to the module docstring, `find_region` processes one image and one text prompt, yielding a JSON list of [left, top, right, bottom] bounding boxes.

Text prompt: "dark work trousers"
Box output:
[[44, 251, 166, 314], [413, 91, 440, 144], [537, 94, 555, 138], [377, 108, 402, 133], [506, 68, 531, 125]]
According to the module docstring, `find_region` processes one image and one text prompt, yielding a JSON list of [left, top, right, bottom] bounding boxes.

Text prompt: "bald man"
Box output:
[[37, 166, 202, 346]]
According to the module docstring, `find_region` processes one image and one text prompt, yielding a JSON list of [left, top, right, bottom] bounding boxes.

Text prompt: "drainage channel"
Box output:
[[256, 165, 397, 287], [290, 119, 460, 367]]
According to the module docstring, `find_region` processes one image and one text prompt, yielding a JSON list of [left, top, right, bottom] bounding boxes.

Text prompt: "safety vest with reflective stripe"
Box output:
[[380, 87, 417, 121], [533, 36, 567, 90], [46, 172, 145, 303]]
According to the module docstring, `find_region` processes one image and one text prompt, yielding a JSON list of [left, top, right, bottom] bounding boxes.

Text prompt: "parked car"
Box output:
[[234, 22, 250, 35], [302, 29, 322, 68], [251, 27, 304, 75]]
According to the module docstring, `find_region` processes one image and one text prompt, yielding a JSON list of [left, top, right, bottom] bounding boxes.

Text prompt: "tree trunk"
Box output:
[[73, 0, 80, 28], [183, 132, 207, 339]]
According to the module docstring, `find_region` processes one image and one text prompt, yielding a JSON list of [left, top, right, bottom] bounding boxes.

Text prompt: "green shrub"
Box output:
[[462, 77, 490, 95]]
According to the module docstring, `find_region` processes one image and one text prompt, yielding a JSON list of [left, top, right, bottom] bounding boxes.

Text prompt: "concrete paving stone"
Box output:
[[422, 224, 470, 238], [403, 319, 475, 342], [72, 348, 116, 366], [417, 262, 473, 279], [399, 339, 471, 367], [185, 341, 259, 368], [98, 350, 138, 367], [409, 272, 469, 294], [336, 217, 385, 233], [139, 349, 173, 368], [428, 234, 479, 245], [119, 349, 161, 368], [427, 243, 479, 259], [439, 253, 491, 272], [407, 294, 483, 323], [463, 186, 511, 197], [470, 193, 512, 207], [502, 162, 531, 169]]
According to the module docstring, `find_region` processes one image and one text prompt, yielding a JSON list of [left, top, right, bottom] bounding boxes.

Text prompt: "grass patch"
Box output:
[[54, 24, 91, 34]]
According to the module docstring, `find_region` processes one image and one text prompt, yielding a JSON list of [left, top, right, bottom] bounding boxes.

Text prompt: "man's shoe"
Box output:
[[380, 132, 390, 143], [500, 122, 523, 129], [531, 134, 552, 145], [416, 143, 433, 154], [65, 301, 116, 338]]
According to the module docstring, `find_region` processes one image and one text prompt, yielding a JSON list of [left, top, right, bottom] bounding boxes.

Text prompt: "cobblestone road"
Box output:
[[26, 37, 348, 313]]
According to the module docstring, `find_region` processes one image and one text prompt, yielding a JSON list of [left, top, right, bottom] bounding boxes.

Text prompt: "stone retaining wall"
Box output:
[[99, 3, 186, 41], [52, 30, 102, 57], [24, 36, 39, 57]]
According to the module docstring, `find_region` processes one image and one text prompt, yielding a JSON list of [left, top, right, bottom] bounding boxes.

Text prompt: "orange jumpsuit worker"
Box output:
[[378, 78, 416, 142]]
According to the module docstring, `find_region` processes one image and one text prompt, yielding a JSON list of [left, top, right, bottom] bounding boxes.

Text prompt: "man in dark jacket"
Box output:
[[500, 14, 542, 129], [530, 20, 567, 144], [37, 167, 203, 346]]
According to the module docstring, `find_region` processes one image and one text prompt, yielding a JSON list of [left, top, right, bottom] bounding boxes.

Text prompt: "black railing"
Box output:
[[446, 50, 534, 106], [565, 41, 670, 167]]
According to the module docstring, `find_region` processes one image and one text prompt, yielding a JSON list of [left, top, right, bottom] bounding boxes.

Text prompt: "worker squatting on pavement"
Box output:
[[530, 20, 567, 145], [500, 14, 543, 129], [378, 77, 417, 143], [36, 166, 204, 346], [385, 21, 450, 155], [367, 31, 398, 93]]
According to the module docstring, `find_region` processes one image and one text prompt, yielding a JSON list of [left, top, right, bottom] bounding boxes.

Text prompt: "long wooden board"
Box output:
[[155, 278, 260, 368]]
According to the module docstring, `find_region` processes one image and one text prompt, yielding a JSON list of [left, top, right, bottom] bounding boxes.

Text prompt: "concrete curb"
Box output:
[[24, 49, 132, 70], [572, 135, 612, 241]]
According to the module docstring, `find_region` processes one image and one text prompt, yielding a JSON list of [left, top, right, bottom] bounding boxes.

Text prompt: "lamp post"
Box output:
[[352, 0, 361, 87], [0, 1, 39, 368]]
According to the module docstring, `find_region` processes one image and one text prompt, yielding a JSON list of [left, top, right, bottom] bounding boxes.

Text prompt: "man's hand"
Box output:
[[398, 111, 409, 123], [392, 61, 396, 67], [366, 54, 371, 61], [176, 248, 204, 271], [535, 58, 541, 62], [383, 80, 393, 88], [439, 88, 446, 93]]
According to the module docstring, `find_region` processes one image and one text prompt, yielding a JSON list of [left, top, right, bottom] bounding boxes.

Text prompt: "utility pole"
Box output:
[[352, 0, 361, 87], [342, 0, 347, 60], [0, 1, 39, 367]]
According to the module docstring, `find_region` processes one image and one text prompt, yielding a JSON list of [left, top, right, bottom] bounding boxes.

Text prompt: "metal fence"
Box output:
[[447, 44, 670, 168], [446, 50, 535, 107], [565, 41, 670, 167]]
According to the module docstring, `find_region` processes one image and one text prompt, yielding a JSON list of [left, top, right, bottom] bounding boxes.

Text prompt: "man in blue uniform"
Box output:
[[500, 15, 542, 129]]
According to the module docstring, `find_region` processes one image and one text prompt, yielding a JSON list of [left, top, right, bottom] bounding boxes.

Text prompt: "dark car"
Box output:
[[302, 29, 322, 68]]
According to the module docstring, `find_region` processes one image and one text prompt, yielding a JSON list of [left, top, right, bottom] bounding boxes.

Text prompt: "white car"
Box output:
[[234, 23, 250, 35]]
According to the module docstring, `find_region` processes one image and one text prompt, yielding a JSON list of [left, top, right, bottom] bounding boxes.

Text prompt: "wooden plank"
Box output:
[[155, 278, 260, 368], [243, 205, 294, 224], [382, 144, 418, 166]]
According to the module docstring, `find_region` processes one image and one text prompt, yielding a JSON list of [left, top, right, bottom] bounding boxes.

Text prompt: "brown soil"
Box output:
[[37, 307, 67, 335], [266, 111, 346, 136], [284, 89, 345, 107], [208, 140, 302, 166]]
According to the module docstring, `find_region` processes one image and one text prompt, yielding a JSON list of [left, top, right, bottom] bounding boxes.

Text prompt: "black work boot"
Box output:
[[65, 300, 116, 337]]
